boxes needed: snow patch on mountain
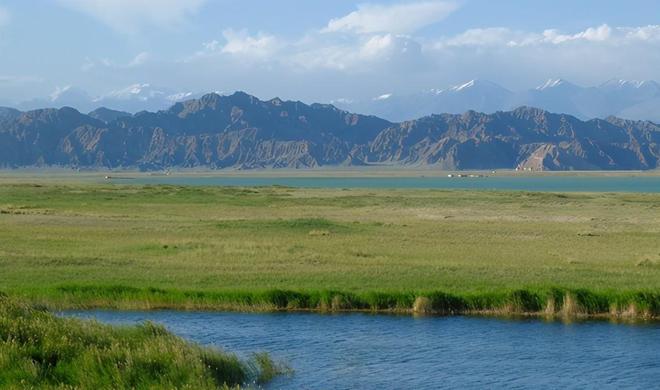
[536,79,567,90]
[450,80,476,92]
[374,93,393,101]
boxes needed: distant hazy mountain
[516,79,592,118]
[15,79,660,122]
[598,80,660,121]
[0,92,658,171]
[93,84,205,113]
[335,80,513,122]
[335,79,660,123]
[18,86,96,113]
[17,84,205,114]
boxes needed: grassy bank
[1,181,659,319]
[0,296,282,389]
[20,285,660,319]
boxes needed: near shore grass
[0,296,281,389]
[0,181,659,318]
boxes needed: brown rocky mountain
[0,92,658,170]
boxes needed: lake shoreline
[19,286,659,322]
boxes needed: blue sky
[0,0,659,103]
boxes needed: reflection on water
[65,311,660,390]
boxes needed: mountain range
[10,79,660,124]
[1,91,659,171]
[334,79,660,123]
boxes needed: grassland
[0,179,659,318]
[0,295,282,389]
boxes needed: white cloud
[540,24,612,44]
[188,30,281,62]
[58,0,206,33]
[436,24,660,48]
[619,25,660,42]
[288,33,423,71]
[220,29,280,58]
[323,1,458,34]
[439,27,518,47]
[0,6,10,27]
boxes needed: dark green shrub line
[0,297,284,389]
[25,285,660,319]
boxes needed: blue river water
[65,311,660,389]
[125,175,660,192]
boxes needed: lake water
[126,175,660,192]
[65,311,660,389]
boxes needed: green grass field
[0,181,659,317]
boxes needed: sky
[0,0,659,104]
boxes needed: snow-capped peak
[536,78,566,90]
[373,93,392,101]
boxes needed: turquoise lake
[125,175,660,192]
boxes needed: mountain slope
[0,107,22,122]
[0,92,658,170]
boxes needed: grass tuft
[0,297,283,389]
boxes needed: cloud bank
[437,24,660,48]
